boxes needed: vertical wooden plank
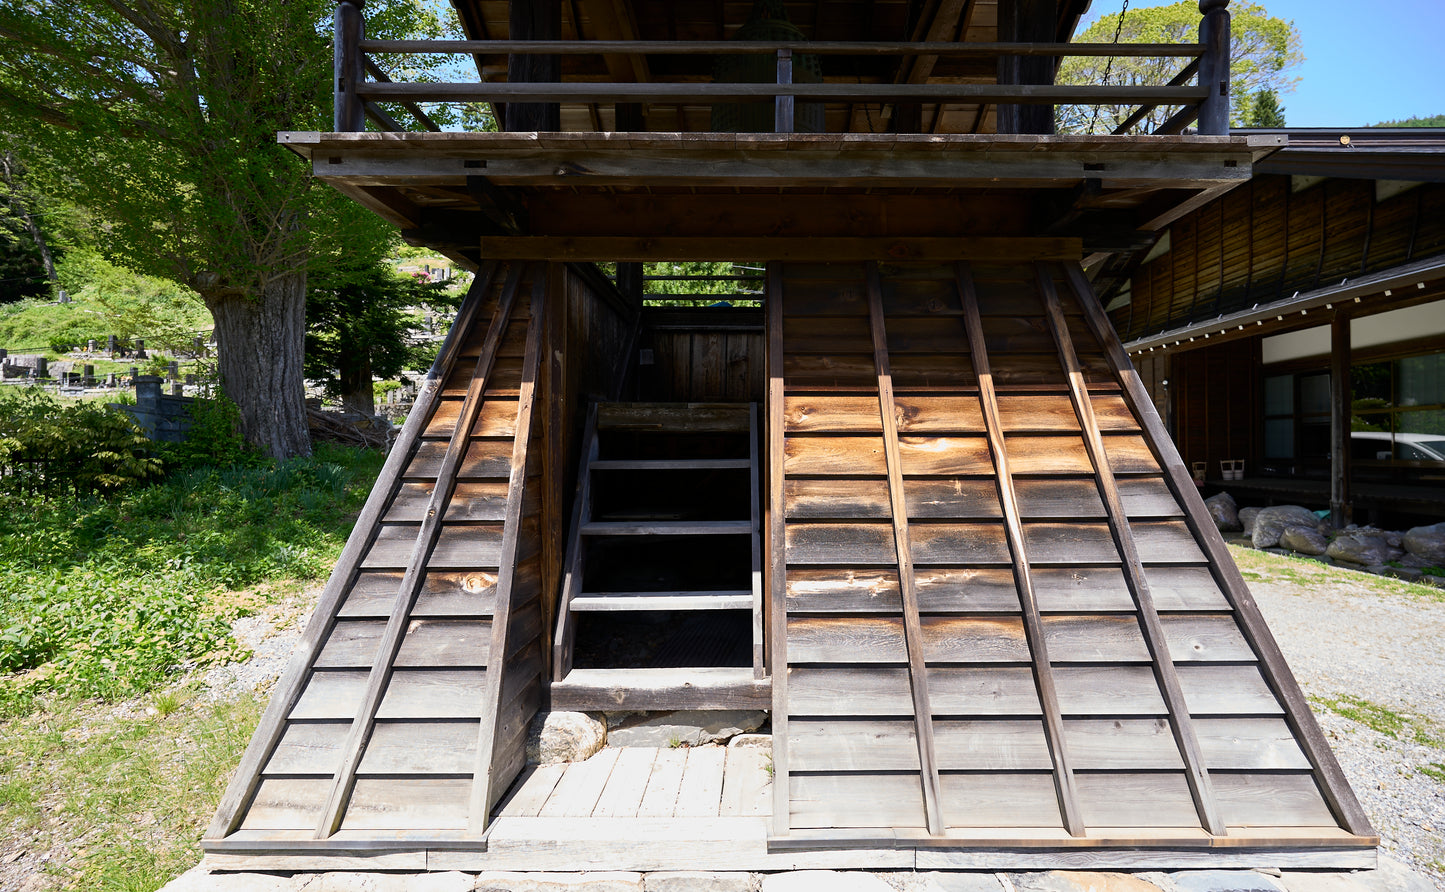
[472,265,549,832]
[1061,261,1375,839]
[750,402,766,679]
[552,405,600,680]
[767,263,791,837]
[1037,263,1225,837]
[312,264,525,840]
[865,261,944,837]
[1330,312,1352,528]
[205,262,501,841]
[956,261,1084,837]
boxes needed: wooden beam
[865,262,944,836]
[505,0,562,132]
[956,261,1084,837]
[551,405,598,680]
[766,263,790,838]
[995,0,1058,135]
[203,263,501,842]
[1330,311,1352,528]
[1063,262,1377,840]
[479,237,1082,262]
[471,266,548,831]
[311,263,526,840]
[1037,262,1226,837]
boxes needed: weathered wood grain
[1143,567,1232,611]
[785,478,891,520]
[638,747,689,818]
[539,749,622,818]
[1013,479,1106,519]
[496,764,567,818]
[404,439,516,480]
[1041,616,1151,663]
[1161,615,1254,662]
[721,746,773,818]
[782,395,883,432]
[592,747,658,818]
[313,621,386,669]
[423,397,520,439]
[1074,773,1202,828]
[358,720,478,775]
[933,720,1054,770]
[789,720,921,772]
[360,523,504,570]
[784,522,897,565]
[786,616,908,663]
[384,481,511,523]
[393,619,492,667]
[1176,665,1284,715]
[1052,666,1167,715]
[904,479,1004,519]
[675,746,729,818]
[1212,772,1337,827]
[938,772,1064,829]
[920,616,1031,663]
[1194,718,1311,770]
[1061,718,1186,770]
[1117,477,1184,517]
[789,666,1045,717]
[265,722,349,776]
[239,778,330,830]
[341,778,470,830]
[339,571,501,618]
[910,522,1012,564]
[789,773,927,830]
[783,436,887,476]
[898,436,995,476]
[1031,567,1135,612]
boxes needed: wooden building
[1106,128,1445,526]
[203,0,1379,872]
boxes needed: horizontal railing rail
[358,39,1203,58]
[332,0,1231,136]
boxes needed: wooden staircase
[765,259,1376,851]
[204,262,549,850]
[551,401,768,711]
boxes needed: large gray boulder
[607,710,767,747]
[1204,492,1240,531]
[526,711,607,765]
[1238,506,1261,537]
[1325,531,1396,566]
[1403,522,1445,565]
[1278,526,1328,556]
[1251,505,1321,549]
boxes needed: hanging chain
[1086,0,1130,135]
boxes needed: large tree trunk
[205,270,311,460]
[339,352,375,416]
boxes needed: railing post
[775,49,794,134]
[334,0,366,132]
[1197,0,1231,135]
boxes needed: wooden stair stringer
[202,260,548,850]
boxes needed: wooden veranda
[205,0,1377,871]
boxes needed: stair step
[570,591,754,612]
[589,459,752,471]
[551,667,769,711]
[581,520,753,536]
[596,402,752,433]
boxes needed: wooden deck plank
[593,747,658,818]
[721,747,773,817]
[675,746,728,818]
[496,764,567,818]
[539,748,622,818]
[638,747,690,818]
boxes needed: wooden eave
[281,131,1281,267]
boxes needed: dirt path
[1235,547,1445,881]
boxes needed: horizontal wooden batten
[480,238,1083,263]
[360,39,1204,58]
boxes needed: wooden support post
[506,0,562,132]
[333,0,366,132]
[1330,311,1352,528]
[995,0,1057,134]
[1196,0,1231,135]
[765,264,791,838]
[775,49,795,134]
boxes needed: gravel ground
[1235,546,1445,883]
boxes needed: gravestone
[106,373,117,387]
[135,338,148,360]
[87,339,97,353]
[107,335,118,356]
[129,366,140,382]
[168,360,179,380]
[83,364,95,386]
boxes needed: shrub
[0,387,161,495]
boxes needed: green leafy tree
[1057,1,1303,134]
[1242,89,1286,127]
[0,143,58,303]
[306,207,447,415]
[1372,114,1445,128]
[0,0,449,458]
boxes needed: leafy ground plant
[0,442,383,713]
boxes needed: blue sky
[1077,0,1445,127]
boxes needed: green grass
[1420,762,1445,784]
[0,443,384,713]
[1229,545,1445,603]
[0,692,261,891]
[1311,693,1445,749]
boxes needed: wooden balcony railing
[332,0,1231,137]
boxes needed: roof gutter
[1121,254,1445,354]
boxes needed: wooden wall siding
[1114,177,1445,341]
[768,258,1374,849]
[641,313,766,403]
[205,261,548,847]
[1167,337,1258,477]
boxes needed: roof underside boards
[205,262,549,849]
[448,0,1091,134]
[765,257,1377,849]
